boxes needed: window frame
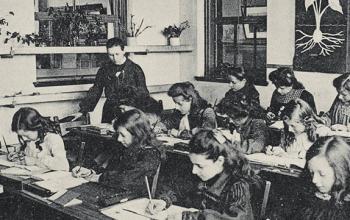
[202,0,267,86]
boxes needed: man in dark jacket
[78,37,149,123]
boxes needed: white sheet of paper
[34,175,88,193]
[156,135,190,146]
[246,153,306,168]
[0,155,19,167]
[100,198,197,220]
[32,170,72,181]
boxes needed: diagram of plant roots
[296,0,345,56]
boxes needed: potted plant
[162,20,190,46]
[124,14,152,46]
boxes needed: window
[203,0,267,85]
[34,0,127,86]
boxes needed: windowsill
[195,76,268,86]
[0,84,172,107]
[0,45,193,56]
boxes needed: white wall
[0,0,195,144]
[196,0,340,113]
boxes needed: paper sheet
[1,165,48,176]
[34,175,88,193]
[32,170,73,181]
[156,135,190,146]
[269,121,284,129]
[246,153,306,168]
[0,155,19,167]
[100,198,198,220]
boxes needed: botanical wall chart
[294,0,348,73]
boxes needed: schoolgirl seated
[267,67,316,121]
[163,82,217,139]
[9,107,69,171]
[117,86,167,134]
[216,95,268,154]
[72,109,162,191]
[322,73,350,131]
[289,136,350,219]
[223,66,266,119]
[147,129,261,220]
[266,99,329,159]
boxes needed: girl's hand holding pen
[146,199,166,215]
[72,166,92,178]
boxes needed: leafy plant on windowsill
[123,14,152,38]
[41,3,107,46]
[162,20,190,39]
[0,11,39,46]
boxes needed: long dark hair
[113,109,161,148]
[167,82,209,113]
[216,94,252,119]
[189,129,258,183]
[306,136,350,204]
[11,107,59,150]
[269,67,304,89]
[280,99,324,147]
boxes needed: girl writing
[10,107,69,171]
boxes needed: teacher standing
[79,37,149,123]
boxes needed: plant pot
[169,37,180,46]
[127,37,138,46]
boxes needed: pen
[145,176,152,202]
[2,136,10,154]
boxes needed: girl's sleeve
[36,134,69,171]
[187,181,252,220]
[321,97,338,126]
[300,90,317,114]
[201,107,217,129]
[99,148,161,189]
[241,120,267,154]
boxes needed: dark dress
[224,83,266,119]
[79,59,149,123]
[291,191,350,220]
[236,118,268,154]
[162,100,217,134]
[97,143,161,193]
[269,89,317,116]
[159,171,255,220]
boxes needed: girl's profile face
[173,95,192,115]
[17,129,38,141]
[117,126,133,147]
[228,75,246,92]
[189,153,224,181]
[276,85,293,95]
[337,88,350,103]
[308,156,335,194]
[283,112,306,135]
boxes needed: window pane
[222,0,241,17]
[36,53,107,83]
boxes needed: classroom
[0,0,349,219]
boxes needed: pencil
[2,136,9,154]
[144,176,152,202]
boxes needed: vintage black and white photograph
[0,0,349,219]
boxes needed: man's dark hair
[106,37,125,50]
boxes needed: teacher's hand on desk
[146,199,167,215]
[331,124,348,132]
